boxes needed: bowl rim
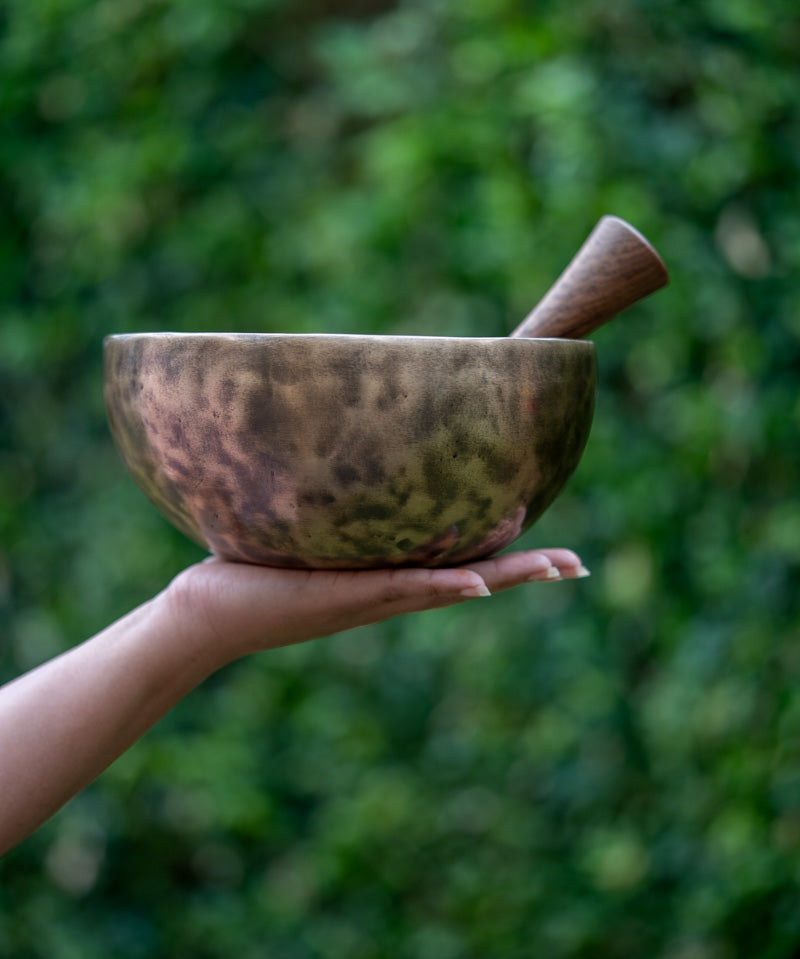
[103,331,596,348]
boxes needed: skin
[0,547,587,857]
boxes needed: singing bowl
[103,332,596,569]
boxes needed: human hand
[0,547,587,854]
[165,548,590,663]
[0,546,588,854]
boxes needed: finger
[462,550,556,590]
[532,547,586,572]
[283,566,489,638]
[346,546,591,623]
[464,549,590,591]
[326,566,490,613]
[534,548,591,580]
[336,548,586,627]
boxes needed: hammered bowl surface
[103,333,596,569]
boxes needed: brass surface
[104,333,596,568]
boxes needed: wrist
[156,568,246,675]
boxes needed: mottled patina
[103,333,596,568]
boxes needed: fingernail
[574,565,591,578]
[529,565,562,582]
[460,584,492,598]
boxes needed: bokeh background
[2,0,799,956]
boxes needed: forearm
[0,588,228,856]
[0,548,586,855]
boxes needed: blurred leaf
[2,0,800,956]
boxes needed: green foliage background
[1,0,799,955]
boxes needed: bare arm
[0,548,587,855]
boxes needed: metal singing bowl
[103,217,668,569]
